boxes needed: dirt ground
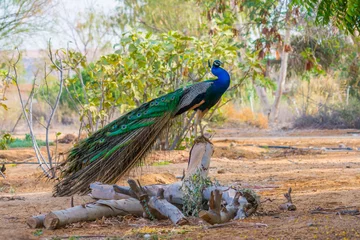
[1,129,360,240]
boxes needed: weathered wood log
[127,179,166,220]
[90,182,131,200]
[279,187,296,211]
[220,192,240,222]
[27,214,46,229]
[185,136,213,179]
[148,188,188,225]
[199,189,223,224]
[93,182,253,209]
[43,198,143,230]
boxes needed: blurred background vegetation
[0,0,359,149]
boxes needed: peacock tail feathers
[54,89,184,196]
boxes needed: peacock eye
[137,113,141,117]
[171,96,175,100]
[121,125,127,129]
[150,102,154,106]
[112,125,117,130]
[161,97,165,101]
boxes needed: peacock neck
[212,67,230,90]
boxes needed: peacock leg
[196,110,206,137]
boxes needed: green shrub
[7,136,54,149]
[0,133,15,150]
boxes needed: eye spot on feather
[155,101,159,105]
[121,125,127,129]
[143,111,148,114]
[137,113,141,117]
[161,97,165,101]
[99,139,105,143]
[171,96,175,100]
[111,125,117,130]
[150,102,154,106]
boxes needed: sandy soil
[1,129,360,239]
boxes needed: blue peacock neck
[211,66,230,90]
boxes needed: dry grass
[223,104,268,129]
[292,74,345,115]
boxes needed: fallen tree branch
[148,188,188,225]
[199,189,223,224]
[27,214,46,229]
[310,206,360,216]
[90,183,132,200]
[43,198,143,230]
[279,187,296,211]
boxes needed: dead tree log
[90,183,131,200]
[199,190,243,224]
[39,137,260,230]
[43,198,143,230]
[148,189,188,225]
[185,136,213,179]
[27,214,46,229]
[220,192,241,222]
[199,189,223,224]
[279,187,296,211]
[127,179,187,225]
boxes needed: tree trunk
[255,86,271,117]
[270,12,291,123]
[185,136,213,179]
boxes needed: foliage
[61,30,242,138]
[113,0,206,36]
[0,0,53,46]
[8,136,53,149]
[224,106,269,129]
[0,67,10,111]
[289,36,344,74]
[293,0,360,34]
[59,5,115,61]
[0,133,14,150]
[182,170,216,217]
[32,229,43,237]
[293,99,360,129]
[151,160,171,166]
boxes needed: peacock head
[209,59,226,77]
[208,59,223,69]
[212,60,222,68]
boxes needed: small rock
[346,165,351,168]
[144,234,151,239]
[217,169,226,174]
[230,142,237,147]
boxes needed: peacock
[54,59,230,196]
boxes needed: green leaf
[0,102,8,111]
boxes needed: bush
[293,101,360,129]
[0,133,15,150]
[7,135,54,148]
[223,105,268,129]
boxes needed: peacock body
[54,60,230,196]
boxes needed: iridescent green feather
[54,88,184,196]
